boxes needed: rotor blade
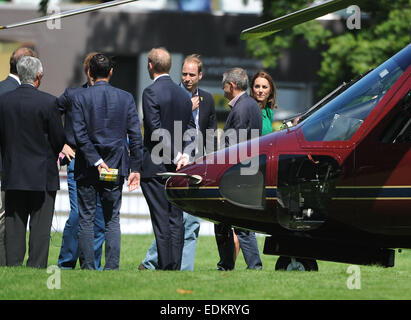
[240,0,362,40]
[0,0,138,30]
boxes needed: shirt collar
[21,83,36,88]
[179,83,198,98]
[228,91,246,108]
[153,74,169,82]
[94,80,109,86]
[8,74,20,85]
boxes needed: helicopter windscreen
[302,45,411,142]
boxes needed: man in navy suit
[72,53,143,270]
[140,47,193,270]
[216,67,263,271]
[0,47,36,96]
[140,54,217,271]
[0,56,65,268]
[0,47,37,266]
[57,52,105,270]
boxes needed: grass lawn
[1,233,411,300]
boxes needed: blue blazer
[72,81,143,181]
[57,83,88,149]
[141,75,193,178]
[223,92,262,148]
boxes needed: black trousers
[141,177,183,270]
[5,190,56,268]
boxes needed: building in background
[0,0,340,124]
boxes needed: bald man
[140,47,193,270]
[0,47,37,266]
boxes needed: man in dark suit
[57,52,105,270]
[0,56,65,268]
[72,53,143,270]
[0,47,36,96]
[0,47,37,266]
[140,54,217,271]
[140,47,193,270]
[216,67,263,271]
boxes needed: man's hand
[191,95,200,111]
[61,144,75,162]
[97,162,110,175]
[128,172,141,192]
[292,116,301,126]
[176,155,190,171]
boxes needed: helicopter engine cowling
[276,154,342,231]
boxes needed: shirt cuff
[173,152,189,165]
[94,159,103,167]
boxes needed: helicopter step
[264,234,395,268]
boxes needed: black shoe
[138,263,147,270]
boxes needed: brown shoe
[138,263,147,270]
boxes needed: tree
[247,0,411,96]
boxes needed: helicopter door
[354,88,411,233]
[276,154,341,231]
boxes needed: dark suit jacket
[223,92,262,148]
[198,88,217,154]
[57,83,88,149]
[0,84,65,191]
[0,75,19,97]
[141,75,193,178]
[0,75,20,172]
[72,81,143,182]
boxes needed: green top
[261,106,274,135]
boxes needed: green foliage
[248,0,316,68]
[248,0,411,97]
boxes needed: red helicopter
[163,1,411,271]
[2,0,409,271]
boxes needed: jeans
[142,212,200,271]
[77,178,123,270]
[215,223,262,270]
[58,159,105,270]
[234,228,262,270]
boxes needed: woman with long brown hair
[250,70,277,135]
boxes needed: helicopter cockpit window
[219,155,266,210]
[302,46,411,142]
[380,89,411,143]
